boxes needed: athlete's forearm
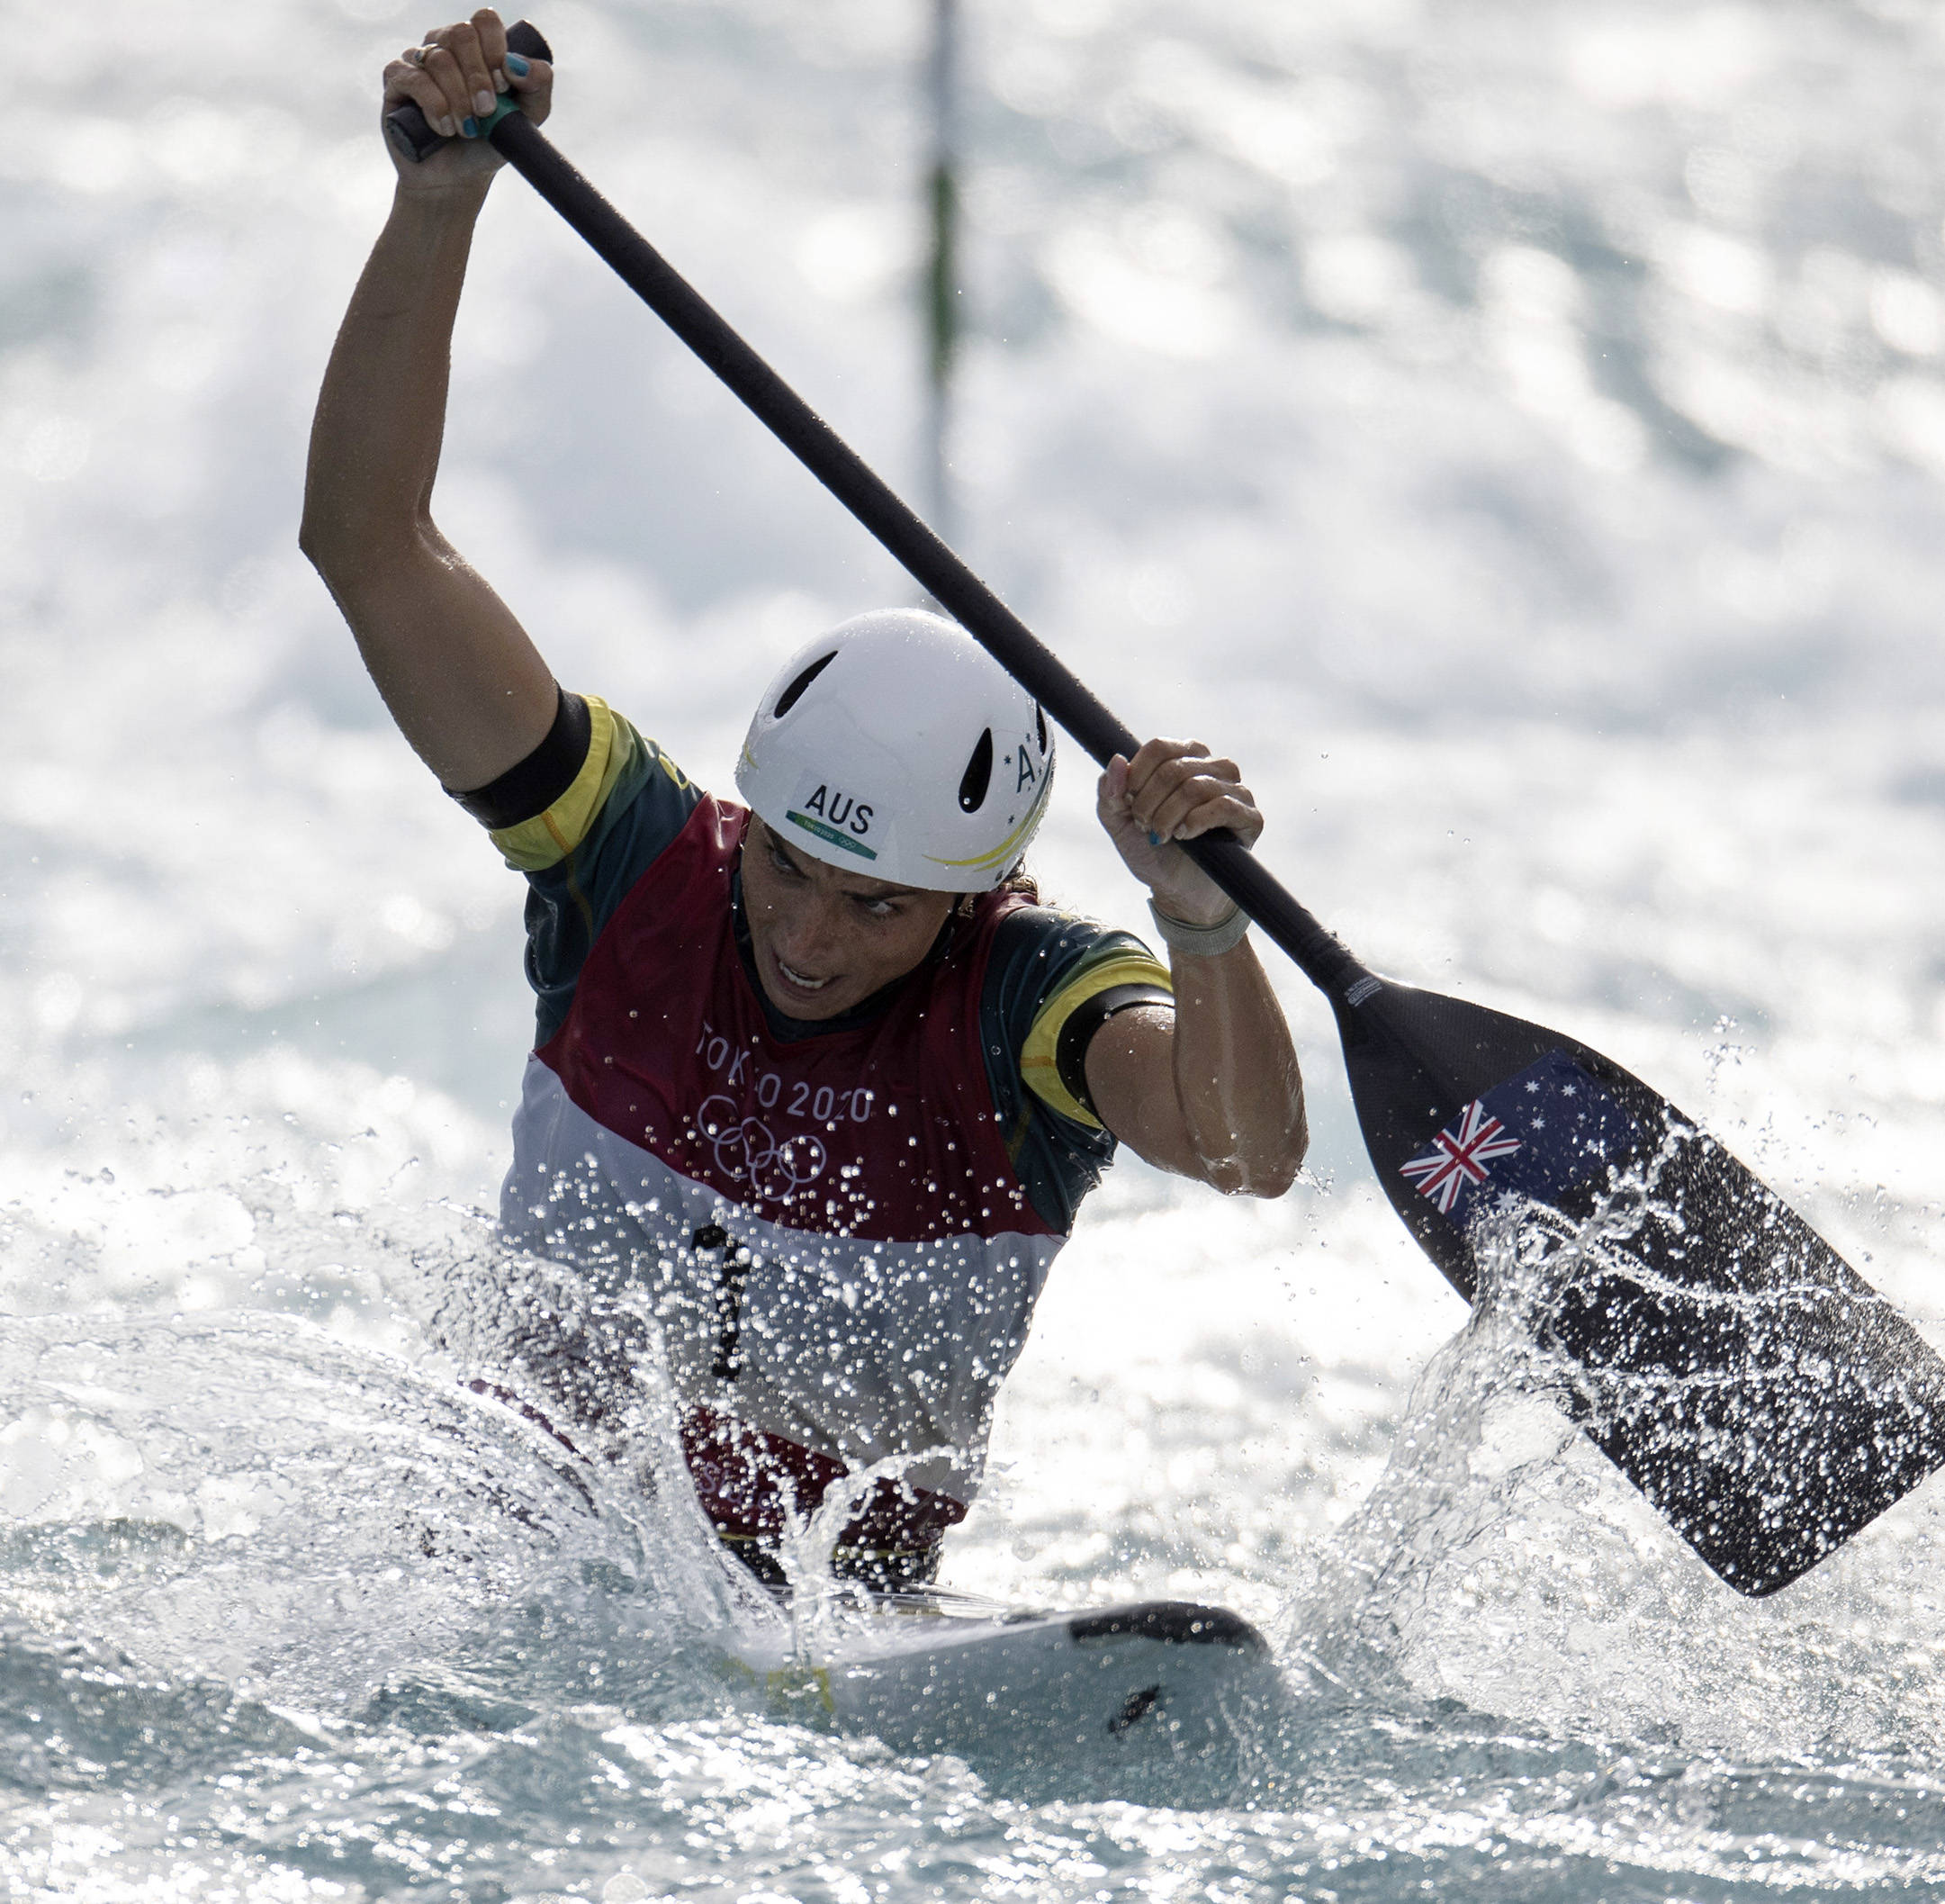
[302,186,484,574]
[1087,738,1305,1191]
[1166,940,1308,1196]
[300,185,555,790]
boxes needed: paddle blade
[1332,979,1945,1596]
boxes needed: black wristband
[446,686,592,829]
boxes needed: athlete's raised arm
[300,9,559,794]
[1085,741,1309,1197]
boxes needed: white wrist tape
[1147,898,1250,957]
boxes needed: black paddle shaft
[504,122,1363,1006]
[385,36,1945,1595]
[388,32,1366,1003]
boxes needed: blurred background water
[5,0,1945,1895]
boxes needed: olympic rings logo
[697,1095,828,1196]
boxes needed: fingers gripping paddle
[389,32,1945,1595]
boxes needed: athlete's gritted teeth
[772,951,833,996]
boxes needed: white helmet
[735,609,1056,893]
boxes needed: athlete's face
[741,819,959,1020]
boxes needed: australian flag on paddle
[1400,1050,1640,1228]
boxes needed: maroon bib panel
[505,794,1065,1555]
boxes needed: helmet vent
[773,651,837,719]
[1035,704,1048,753]
[958,728,995,812]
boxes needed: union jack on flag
[1400,1099,1523,1215]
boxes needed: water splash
[773,1442,958,1641]
[0,1314,646,1694]
[1288,1176,1945,1770]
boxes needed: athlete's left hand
[1097,738,1263,927]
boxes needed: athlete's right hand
[383,8,552,191]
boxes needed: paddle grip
[384,20,552,164]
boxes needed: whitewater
[5,0,1945,1895]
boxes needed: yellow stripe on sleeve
[488,696,651,871]
[1020,949,1173,1129]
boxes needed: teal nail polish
[1147,830,1162,847]
[462,115,479,137]
[504,50,530,76]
